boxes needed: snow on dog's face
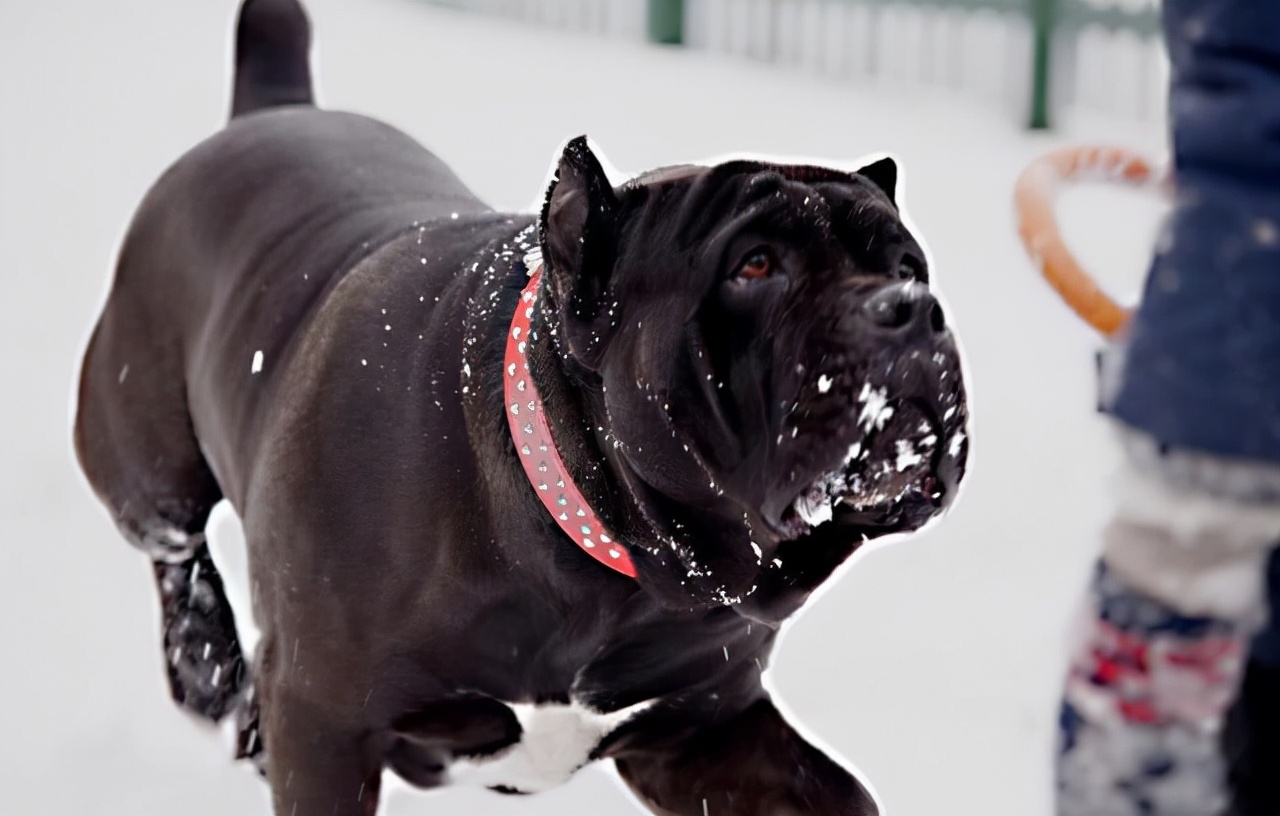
[539,137,968,606]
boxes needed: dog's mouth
[773,394,965,541]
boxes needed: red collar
[503,265,638,579]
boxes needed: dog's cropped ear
[856,156,897,203]
[539,136,620,368]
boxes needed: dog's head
[537,137,968,609]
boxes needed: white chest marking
[448,698,654,793]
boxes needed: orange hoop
[1014,145,1163,339]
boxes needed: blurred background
[0,0,1168,814]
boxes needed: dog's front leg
[259,671,384,816]
[613,698,877,816]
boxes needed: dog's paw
[154,554,246,722]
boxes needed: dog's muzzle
[774,280,968,538]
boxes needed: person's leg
[1056,434,1280,816]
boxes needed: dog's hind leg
[75,288,247,725]
[153,547,248,722]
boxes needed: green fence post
[648,0,683,45]
[1028,0,1057,129]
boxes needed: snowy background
[0,1,1168,814]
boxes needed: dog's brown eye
[897,255,924,280]
[737,250,774,281]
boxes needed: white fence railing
[425,0,650,40]
[423,0,1167,128]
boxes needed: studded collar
[503,265,638,579]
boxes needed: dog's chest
[448,698,652,792]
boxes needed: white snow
[856,382,894,433]
[894,439,923,472]
[0,1,1167,815]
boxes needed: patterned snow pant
[1056,490,1280,815]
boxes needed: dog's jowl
[73,1,968,814]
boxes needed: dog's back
[77,0,490,512]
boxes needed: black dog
[74,1,968,813]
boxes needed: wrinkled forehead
[620,159,905,267]
[629,160,892,218]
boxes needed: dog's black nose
[859,282,946,335]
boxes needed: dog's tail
[230,0,314,119]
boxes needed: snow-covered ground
[0,1,1168,814]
